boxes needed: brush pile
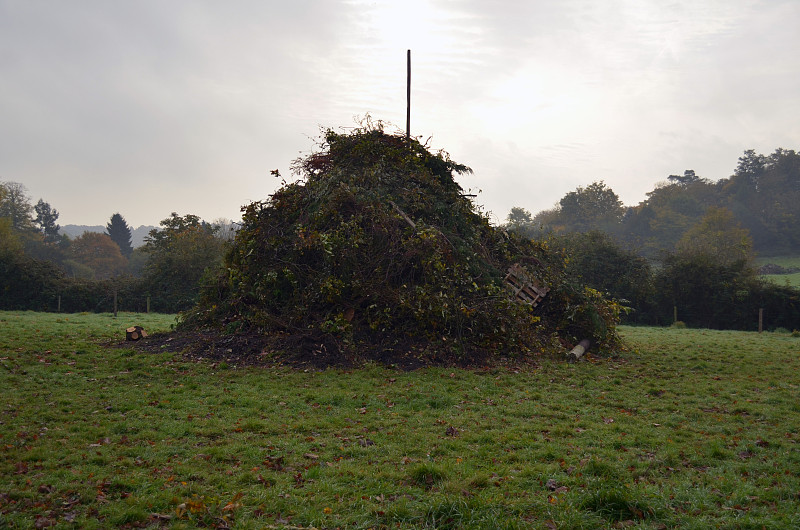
[180,122,622,365]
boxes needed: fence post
[113,289,118,318]
[146,295,151,314]
[57,295,61,313]
[758,308,763,333]
[673,306,678,324]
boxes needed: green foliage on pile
[182,123,622,359]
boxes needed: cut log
[566,339,591,362]
[126,326,148,341]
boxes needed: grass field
[2,311,800,528]
[756,255,800,288]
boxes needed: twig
[389,200,416,229]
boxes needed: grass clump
[578,484,656,523]
[410,463,448,489]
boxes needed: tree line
[0,181,234,313]
[503,148,800,330]
[3,146,798,330]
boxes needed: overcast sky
[1,0,798,227]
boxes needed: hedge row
[0,252,178,313]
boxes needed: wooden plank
[504,263,549,307]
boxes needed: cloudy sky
[1,0,798,227]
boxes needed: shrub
[0,251,149,312]
[555,231,655,324]
[0,251,62,310]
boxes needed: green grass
[2,312,800,528]
[764,272,800,288]
[756,255,800,287]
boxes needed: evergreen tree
[34,199,61,242]
[105,213,133,257]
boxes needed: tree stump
[126,326,148,341]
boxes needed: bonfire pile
[180,123,622,364]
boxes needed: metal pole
[406,49,411,142]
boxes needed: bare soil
[121,328,540,371]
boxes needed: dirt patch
[119,329,541,371]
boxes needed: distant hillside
[60,225,156,248]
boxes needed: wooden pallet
[504,263,549,307]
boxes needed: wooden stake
[758,308,763,333]
[57,295,61,313]
[113,289,118,317]
[406,49,411,143]
[389,200,416,229]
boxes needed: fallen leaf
[263,455,284,470]
[34,516,56,528]
[222,501,241,512]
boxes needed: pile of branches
[181,122,622,364]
